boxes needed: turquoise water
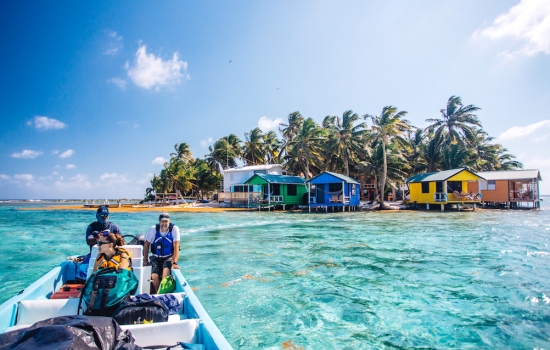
[1,201,550,349]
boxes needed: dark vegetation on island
[145,96,521,210]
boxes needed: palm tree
[193,159,221,200]
[366,106,410,209]
[205,134,242,171]
[286,118,326,179]
[426,96,481,169]
[243,127,265,165]
[263,131,282,164]
[323,111,367,176]
[170,142,194,166]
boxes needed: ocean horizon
[2,201,549,349]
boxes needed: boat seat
[15,298,80,326]
[121,319,199,346]
[10,292,187,331]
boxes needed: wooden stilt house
[469,169,542,209]
[244,173,307,210]
[307,172,361,212]
[406,168,484,211]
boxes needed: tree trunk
[379,139,387,210]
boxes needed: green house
[244,173,308,210]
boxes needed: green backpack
[158,275,176,294]
[79,267,139,316]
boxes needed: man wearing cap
[144,212,180,293]
[85,206,122,248]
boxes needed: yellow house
[406,168,485,210]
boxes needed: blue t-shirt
[85,221,122,242]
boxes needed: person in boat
[144,213,180,293]
[93,231,132,271]
[85,206,122,248]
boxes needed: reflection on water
[1,202,550,348]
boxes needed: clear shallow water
[1,201,550,349]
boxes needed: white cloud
[137,173,154,185]
[53,165,60,169]
[52,150,59,155]
[105,30,123,55]
[125,43,189,90]
[152,157,167,165]
[97,173,130,188]
[54,174,92,190]
[108,77,127,90]
[66,164,77,169]
[0,174,11,180]
[52,171,58,175]
[497,120,550,140]
[11,149,43,159]
[14,174,34,181]
[524,156,550,168]
[59,149,74,158]
[475,0,550,57]
[26,116,67,130]
[133,123,139,128]
[258,116,283,132]
[200,137,213,147]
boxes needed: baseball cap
[159,213,170,221]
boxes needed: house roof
[223,164,283,173]
[308,171,360,184]
[245,173,306,184]
[476,169,542,181]
[406,168,484,183]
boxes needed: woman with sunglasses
[93,231,132,271]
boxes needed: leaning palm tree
[366,106,410,210]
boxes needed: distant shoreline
[19,204,248,213]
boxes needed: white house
[222,164,285,191]
[219,164,285,202]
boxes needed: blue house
[307,171,361,212]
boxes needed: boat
[0,243,233,349]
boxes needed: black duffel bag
[111,298,169,325]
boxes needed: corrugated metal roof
[246,173,306,184]
[477,169,542,181]
[309,171,360,184]
[223,164,283,173]
[406,168,484,183]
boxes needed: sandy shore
[21,203,248,213]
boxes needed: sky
[1,0,549,199]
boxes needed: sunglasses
[97,241,112,246]
[100,214,109,218]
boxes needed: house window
[488,180,496,191]
[435,181,443,193]
[447,181,462,193]
[287,184,297,196]
[271,184,280,195]
[422,182,429,193]
[254,170,266,174]
[479,181,487,190]
[329,183,342,192]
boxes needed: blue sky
[1,0,549,199]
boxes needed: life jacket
[95,248,132,271]
[152,223,174,258]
